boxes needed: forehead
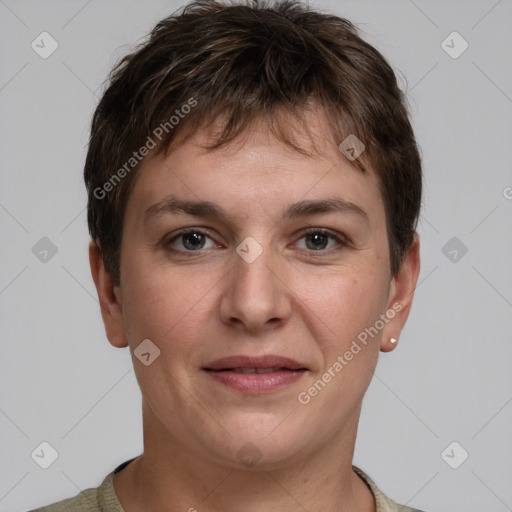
[125,110,384,227]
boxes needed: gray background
[1,0,511,510]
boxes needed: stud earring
[390,337,398,344]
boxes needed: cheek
[293,267,389,348]
[292,272,385,429]
[120,257,218,348]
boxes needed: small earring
[390,337,398,344]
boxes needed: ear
[380,234,420,353]
[89,240,128,348]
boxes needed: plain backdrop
[1,1,511,511]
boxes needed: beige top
[29,459,426,512]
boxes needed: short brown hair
[84,0,422,286]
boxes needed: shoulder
[352,465,428,512]
[27,471,123,512]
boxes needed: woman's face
[101,111,418,470]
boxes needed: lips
[203,355,308,394]
[203,355,308,372]
[229,367,294,374]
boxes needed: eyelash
[164,227,349,256]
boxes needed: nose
[219,244,292,334]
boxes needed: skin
[90,109,420,512]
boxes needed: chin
[207,424,312,471]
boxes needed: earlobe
[380,336,399,353]
[380,234,421,353]
[89,241,129,348]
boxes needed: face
[92,110,419,471]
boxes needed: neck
[113,406,375,512]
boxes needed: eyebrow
[143,195,370,226]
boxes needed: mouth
[203,355,308,394]
[210,367,306,374]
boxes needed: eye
[164,227,347,254]
[166,228,219,251]
[294,229,347,252]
